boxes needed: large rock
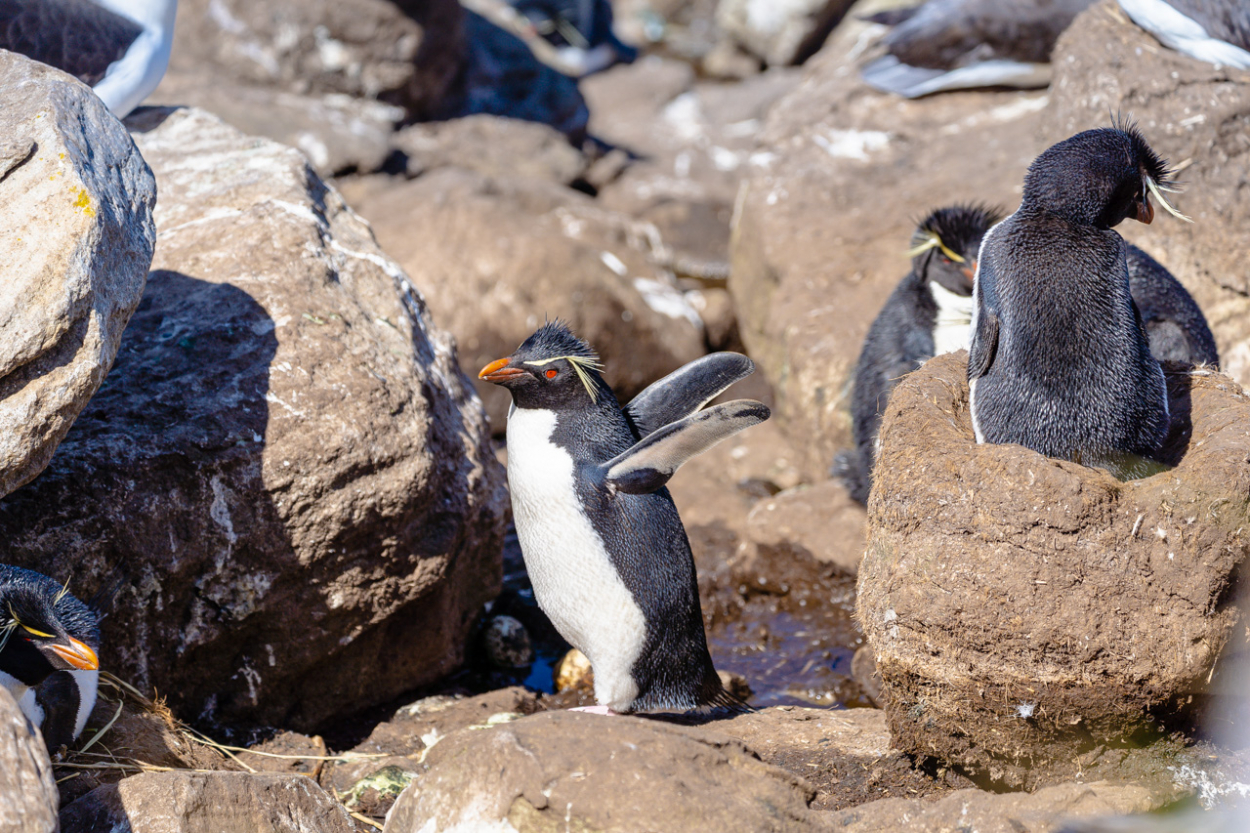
[728,16,1051,471]
[1047,0,1250,390]
[0,108,508,731]
[0,53,155,499]
[858,351,1250,786]
[742,480,866,576]
[828,781,1158,833]
[382,710,830,832]
[350,166,706,430]
[167,0,464,114]
[716,0,855,66]
[0,687,57,833]
[58,771,356,833]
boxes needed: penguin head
[1022,121,1190,229]
[479,321,611,411]
[907,204,1004,295]
[0,568,100,688]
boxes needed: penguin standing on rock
[0,564,101,746]
[838,204,1002,504]
[969,122,1188,475]
[480,322,769,714]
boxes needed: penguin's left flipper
[624,353,756,438]
[604,400,771,495]
[968,311,999,381]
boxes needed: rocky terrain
[1,0,1248,831]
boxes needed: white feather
[89,0,179,118]
[929,280,976,355]
[506,407,647,712]
[1117,0,1250,69]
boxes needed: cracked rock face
[0,107,508,732]
[859,351,1250,787]
[0,52,156,499]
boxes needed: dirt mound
[858,351,1250,787]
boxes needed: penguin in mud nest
[836,203,1003,505]
[1116,0,1250,69]
[969,120,1190,477]
[837,202,1218,503]
[480,321,769,714]
[0,564,101,748]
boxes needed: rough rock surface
[383,710,829,832]
[827,781,1158,833]
[859,351,1250,786]
[167,0,464,114]
[1048,0,1250,390]
[728,15,1051,467]
[743,481,866,575]
[350,166,705,430]
[391,114,588,184]
[0,53,156,499]
[0,108,508,731]
[716,0,855,66]
[0,687,58,833]
[59,771,356,833]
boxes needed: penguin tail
[699,671,755,715]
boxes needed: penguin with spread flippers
[0,565,101,745]
[837,204,1002,504]
[480,322,768,714]
[1117,0,1250,69]
[968,121,1188,475]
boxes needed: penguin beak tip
[52,637,99,671]
[1135,197,1154,225]
[479,357,526,383]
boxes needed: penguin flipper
[623,353,756,438]
[968,310,999,381]
[605,400,771,494]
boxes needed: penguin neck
[928,280,975,355]
[0,669,30,702]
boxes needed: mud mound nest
[858,351,1250,787]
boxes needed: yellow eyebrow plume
[524,355,605,401]
[1146,176,1192,223]
[906,232,965,263]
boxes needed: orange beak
[479,357,526,383]
[961,260,977,281]
[52,637,99,671]
[1135,195,1154,225]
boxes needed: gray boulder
[0,52,155,499]
[0,687,57,833]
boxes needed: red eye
[545,369,558,379]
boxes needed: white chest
[505,407,647,710]
[929,280,975,356]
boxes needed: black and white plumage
[968,123,1186,474]
[1117,0,1250,68]
[480,322,768,713]
[0,564,101,749]
[860,0,1094,98]
[0,0,177,118]
[837,200,1217,503]
[838,204,1002,504]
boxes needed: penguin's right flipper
[623,353,756,438]
[968,310,999,381]
[604,400,771,495]
[862,55,1052,98]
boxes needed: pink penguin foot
[569,705,618,716]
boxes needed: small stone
[554,648,594,693]
[482,615,534,669]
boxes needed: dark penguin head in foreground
[908,203,1004,295]
[1021,120,1190,228]
[479,321,613,412]
[0,565,100,690]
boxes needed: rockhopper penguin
[0,564,101,747]
[839,202,1217,503]
[480,322,769,714]
[968,122,1189,475]
[838,204,1002,504]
